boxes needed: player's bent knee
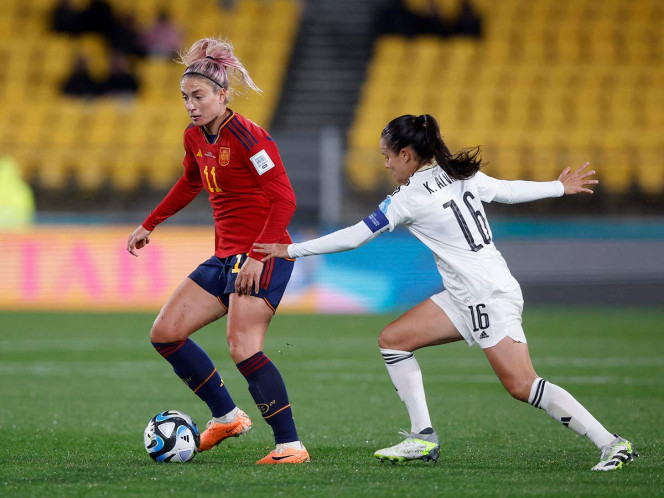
[227,342,259,364]
[227,334,262,363]
[149,319,186,343]
[502,377,532,402]
[378,325,404,350]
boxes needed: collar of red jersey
[200,109,236,144]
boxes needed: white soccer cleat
[591,435,638,471]
[374,428,440,463]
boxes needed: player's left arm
[477,162,598,204]
[557,162,599,195]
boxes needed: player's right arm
[127,225,152,257]
[254,192,413,261]
[253,221,378,262]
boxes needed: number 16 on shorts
[465,294,525,348]
[468,303,491,343]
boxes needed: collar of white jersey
[415,160,438,174]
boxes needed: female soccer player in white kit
[255,114,637,471]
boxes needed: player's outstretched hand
[127,225,152,257]
[253,243,289,262]
[558,162,599,195]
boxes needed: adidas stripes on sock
[380,348,432,434]
[529,377,615,449]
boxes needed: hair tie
[205,55,215,60]
[182,70,224,89]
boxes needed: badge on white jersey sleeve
[362,194,410,233]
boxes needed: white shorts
[430,288,526,349]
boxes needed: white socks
[379,351,616,449]
[213,406,239,424]
[380,348,432,434]
[279,441,305,450]
[529,377,615,449]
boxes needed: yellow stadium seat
[492,147,523,180]
[524,147,559,182]
[38,148,72,190]
[345,148,386,192]
[600,150,632,194]
[635,153,664,195]
[48,102,85,146]
[145,148,183,190]
[374,36,408,59]
[109,152,143,191]
[72,150,107,192]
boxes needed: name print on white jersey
[421,170,456,194]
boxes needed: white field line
[297,356,664,369]
[0,338,145,352]
[2,362,660,387]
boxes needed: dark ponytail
[381,114,482,180]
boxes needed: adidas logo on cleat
[591,435,639,471]
[479,331,489,339]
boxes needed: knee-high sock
[152,339,236,418]
[381,348,432,434]
[237,351,298,444]
[529,377,615,449]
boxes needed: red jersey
[142,110,296,261]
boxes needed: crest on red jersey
[219,147,231,166]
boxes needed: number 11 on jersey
[203,166,223,193]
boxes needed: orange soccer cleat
[198,409,252,452]
[255,442,310,464]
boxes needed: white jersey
[289,164,563,306]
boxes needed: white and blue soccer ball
[144,410,200,463]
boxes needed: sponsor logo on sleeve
[379,196,392,214]
[249,149,275,175]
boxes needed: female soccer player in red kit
[126,37,309,464]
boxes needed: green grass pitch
[1,308,662,497]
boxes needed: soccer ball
[144,410,200,463]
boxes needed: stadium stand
[347,0,663,195]
[0,0,300,193]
